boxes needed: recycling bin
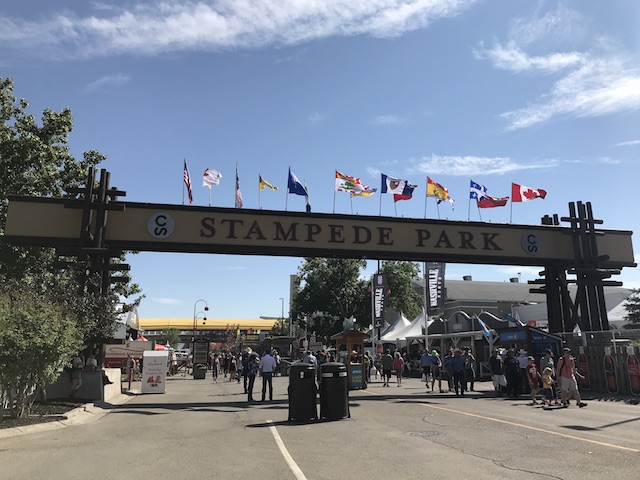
[288,362,318,422]
[193,365,207,379]
[319,362,350,420]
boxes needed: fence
[558,330,640,396]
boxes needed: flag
[511,182,547,202]
[469,180,488,200]
[381,174,408,194]
[478,195,509,208]
[259,175,278,191]
[427,177,455,208]
[287,168,308,196]
[203,168,222,188]
[476,316,492,337]
[183,160,193,204]
[304,180,311,212]
[393,183,417,202]
[335,170,364,193]
[235,165,243,208]
[351,185,377,197]
[501,310,526,327]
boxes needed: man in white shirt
[303,351,317,366]
[259,350,278,402]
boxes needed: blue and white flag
[381,174,408,194]
[287,168,308,196]
[476,316,492,337]
[501,310,526,327]
[470,179,488,200]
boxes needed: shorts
[383,369,392,378]
[430,366,441,377]
[492,374,507,388]
[560,376,578,392]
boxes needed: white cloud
[154,297,181,305]
[408,155,556,176]
[0,0,479,59]
[369,114,406,126]
[615,140,640,147]
[477,5,640,130]
[83,73,130,92]
[307,112,327,124]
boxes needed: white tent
[382,312,433,343]
[608,300,632,329]
[380,313,411,339]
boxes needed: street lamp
[193,299,209,348]
[279,297,285,335]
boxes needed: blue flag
[470,179,488,200]
[288,168,308,196]
[476,316,492,337]
[501,310,525,327]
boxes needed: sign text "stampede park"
[5,197,635,268]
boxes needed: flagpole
[333,171,337,214]
[477,203,483,222]
[394,201,397,217]
[285,168,290,211]
[422,262,428,351]
[467,194,471,221]
[424,195,428,219]
[208,187,211,207]
[350,195,353,215]
[379,175,383,216]
[182,160,185,206]
[436,202,441,220]
[509,196,513,223]
[258,174,261,209]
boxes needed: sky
[1,0,639,321]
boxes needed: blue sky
[2,0,639,320]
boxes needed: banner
[373,274,388,324]
[426,262,445,317]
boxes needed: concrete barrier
[44,368,122,402]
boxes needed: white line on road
[267,420,308,480]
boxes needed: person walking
[259,350,278,402]
[557,348,587,407]
[451,349,466,396]
[525,356,541,404]
[463,347,476,391]
[517,348,530,394]
[247,352,259,402]
[443,348,455,392]
[381,349,393,387]
[504,349,521,398]
[241,348,252,392]
[429,350,444,393]
[420,349,434,388]
[488,349,506,397]
[392,352,405,387]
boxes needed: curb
[0,392,136,439]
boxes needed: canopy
[382,312,433,342]
[380,314,411,339]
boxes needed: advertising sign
[104,341,153,368]
[426,262,445,317]
[141,351,169,394]
[373,274,388,324]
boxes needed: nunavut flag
[511,183,547,202]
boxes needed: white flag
[203,168,222,188]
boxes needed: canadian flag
[511,183,547,202]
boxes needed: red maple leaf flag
[511,183,547,202]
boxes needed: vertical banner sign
[373,274,388,325]
[426,262,446,317]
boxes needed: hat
[563,347,571,353]
[545,349,553,355]
[454,348,462,353]
[431,349,438,355]
[528,356,535,360]
[518,348,527,355]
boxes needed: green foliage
[0,77,142,342]
[623,288,640,328]
[378,260,422,320]
[291,258,421,337]
[163,328,181,348]
[0,287,82,418]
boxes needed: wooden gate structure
[4,168,636,335]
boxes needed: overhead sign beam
[4,196,635,268]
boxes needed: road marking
[267,420,308,480]
[363,390,639,453]
[420,402,640,453]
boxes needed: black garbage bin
[319,362,350,420]
[288,362,318,422]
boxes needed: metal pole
[370,274,375,357]
[422,262,429,351]
[279,297,284,334]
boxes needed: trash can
[288,362,318,422]
[193,365,207,379]
[319,362,350,420]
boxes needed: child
[541,366,557,405]
[525,356,541,404]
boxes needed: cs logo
[147,213,175,239]
[521,233,541,255]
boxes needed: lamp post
[279,297,285,335]
[193,299,209,349]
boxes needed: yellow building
[139,318,279,332]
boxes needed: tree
[0,286,82,418]
[0,77,141,342]
[378,260,423,320]
[163,328,181,348]
[624,289,640,329]
[292,258,367,337]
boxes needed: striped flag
[183,160,193,204]
[476,316,492,337]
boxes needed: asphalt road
[1,373,638,480]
